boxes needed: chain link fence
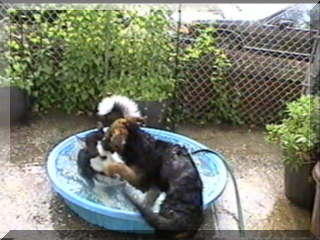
[176,4,319,124]
[1,4,318,125]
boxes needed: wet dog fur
[77,121,154,195]
[76,128,105,187]
[102,117,204,238]
[77,96,144,188]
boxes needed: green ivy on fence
[6,8,242,125]
[7,8,175,114]
[176,27,243,125]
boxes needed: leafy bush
[102,10,175,101]
[7,8,174,113]
[266,95,320,170]
[177,27,242,124]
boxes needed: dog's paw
[90,157,105,172]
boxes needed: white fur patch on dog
[97,141,108,157]
[97,95,141,117]
[112,152,124,163]
[97,140,125,163]
[90,152,115,172]
[90,156,106,172]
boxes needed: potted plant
[266,95,320,210]
[0,77,30,125]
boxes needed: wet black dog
[103,117,204,239]
[76,127,107,187]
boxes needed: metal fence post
[305,4,320,95]
[169,4,182,130]
[309,4,320,238]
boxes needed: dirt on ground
[0,112,312,238]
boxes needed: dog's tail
[97,95,141,118]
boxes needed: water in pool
[56,137,220,212]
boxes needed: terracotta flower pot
[284,162,316,211]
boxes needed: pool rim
[46,127,228,221]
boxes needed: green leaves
[102,9,174,101]
[177,27,242,125]
[266,95,320,170]
[6,8,174,113]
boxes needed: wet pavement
[178,124,311,231]
[1,113,312,238]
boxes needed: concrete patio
[0,112,312,238]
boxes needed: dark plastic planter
[137,100,171,129]
[311,161,320,238]
[284,162,316,211]
[0,86,30,124]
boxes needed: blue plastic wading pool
[47,128,228,233]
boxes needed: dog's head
[76,122,110,157]
[103,117,146,153]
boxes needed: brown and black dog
[77,121,148,191]
[101,117,204,239]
